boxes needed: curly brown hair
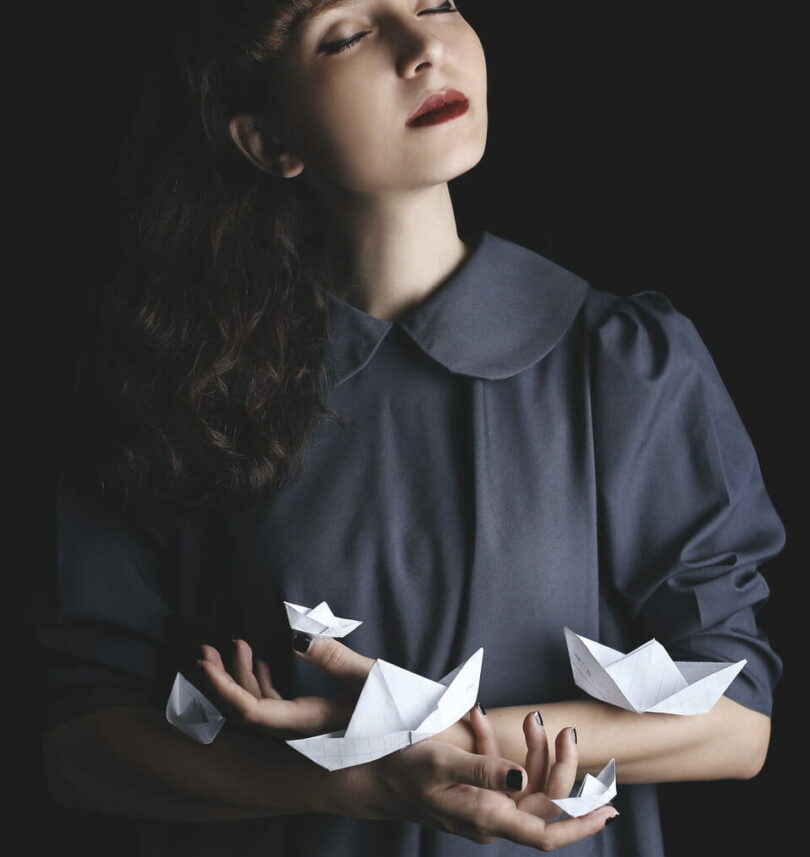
[62,1,355,518]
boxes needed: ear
[228,113,305,179]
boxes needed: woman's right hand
[341,707,619,851]
[196,635,376,740]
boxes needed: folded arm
[441,695,770,783]
[43,705,357,821]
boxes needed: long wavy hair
[62,1,353,518]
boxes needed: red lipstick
[406,89,469,127]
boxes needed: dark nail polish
[534,709,544,727]
[292,631,312,653]
[477,701,487,716]
[570,727,577,744]
[505,769,524,791]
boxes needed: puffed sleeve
[590,290,785,717]
[33,473,177,730]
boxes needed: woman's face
[273,0,488,194]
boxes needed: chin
[434,140,487,183]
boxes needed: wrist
[337,757,392,821]
[322,764,367,817]
[253,737,365,817]
[321,715,479,820]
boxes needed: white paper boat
[165,672,226,744]
[284,600,363,638]
[564,626,746,715]
[287,648,484,770]
[551,758,617,817]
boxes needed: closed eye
[319,2,460,56]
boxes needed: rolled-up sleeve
[590,290,785,717]
[33,474,176,730]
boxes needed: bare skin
[467,695,770,783]
[350,704,620,847]
[200,635,771,783]
[42,688,617,850]
[43,632,764,846]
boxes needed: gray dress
[36,229,785,855]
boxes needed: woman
[38,1,784,855]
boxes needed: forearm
[443,696,769,783]
[43,705,358,822]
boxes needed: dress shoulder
[584,287,786,717]
[587,287,716,380]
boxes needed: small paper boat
[165,672,226,744]
[551,758,617,817]
[284,600,363,638]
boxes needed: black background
[23,1,800,853]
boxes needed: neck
[310,183,472,323]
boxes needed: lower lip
[408,99,469,128]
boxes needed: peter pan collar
[323,229,590,386]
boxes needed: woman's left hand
[465,704,618,826]
[196,633,376,741]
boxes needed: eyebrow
[305,0,367,25]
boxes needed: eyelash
[320,1,459,56]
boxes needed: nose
[394,20,447,78]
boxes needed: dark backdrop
[27,2,799,854]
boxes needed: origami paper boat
[550,758,617,818]
[284,600,363,638]
[564,626,746,715]
[165,672,226,744]
[287,647,484,771]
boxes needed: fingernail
[569,726,577,744]
[477,701,487,716]
[505,769,524,791]
[292,631,312,653]
[534,709,544,727]
[605,810,620,824]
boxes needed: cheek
[461,34,487,95]
[296,83,400,187]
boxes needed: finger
[291,633,376,691]
[522,710,550,795]
[198,661,351,737]
[230,639,262,698]
[200,643,263,699]
[469,703,501,760]
[199,644,226,670]
[197,656,265,721]
[514,788,575,821]
[485,801,619,851]
[436,741,527,794]
[200,644,252,693]
[255,658,283,699]
[545,726,579,800]
[198,657,347,734]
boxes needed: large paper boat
[165,672,226,744]
[284,600,363,638]
[287,647,484,770]
[564,626,746,715]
